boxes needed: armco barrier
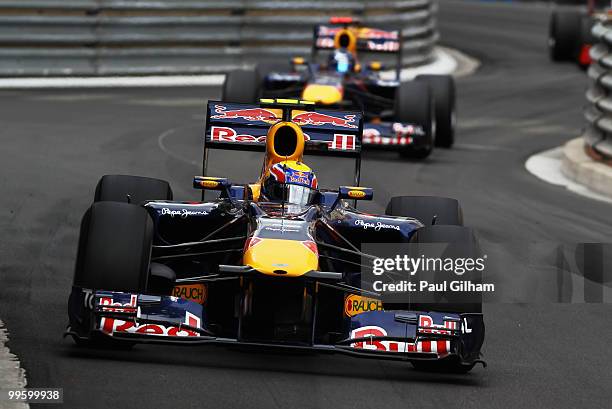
[586,16,612,160]
[0,0,438,76]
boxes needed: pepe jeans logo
[354,219,400,231]
[161,208,209,218]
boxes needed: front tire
[94,174,173,204]
[71,201,154,348]
[74,202,153,294]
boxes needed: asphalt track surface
[1,1,611,408]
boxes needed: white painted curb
[0,321,28,409]
[525,139,612,204]
[561,137,612,199]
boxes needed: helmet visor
[267,183,318,206]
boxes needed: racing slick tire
[549,9,581,61]
[71,201,154,348]
[223,69,258,103]
[415,75,456,148]
[94,174,173,205]
[394,81,434,160]
[74,202,153,293]
[385,196,463,226]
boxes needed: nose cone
[301,84,343,105]
[243,239,319,277]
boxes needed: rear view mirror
[193,176,231,191]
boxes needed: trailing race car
[66,99,484,373]
[548,0,607,68]
[223,17,456,159]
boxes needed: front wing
[67,287,484,366]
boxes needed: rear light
[330,16,354,24]
[301,240,318,256]
[579,44,592,67]
[244,237,262,251]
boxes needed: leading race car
[223,17,456,159]
[66,99,484,373]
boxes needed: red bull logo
[211,126,311,145]
[210,105,280,123]
[292,112,358,129]
[359,28,399,40]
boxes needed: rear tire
[94,174,172,205]
[394,81,434,159]
[223,69,258,103]
[385,196,463,226]
[415,75,456,148]
[549,10,581,61]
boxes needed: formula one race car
[548,0,607,68]
[66,99,484,373]
[223,17,456,159]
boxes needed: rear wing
[202,99,363,186]
[312,18,402,78]
[313,24,401,54]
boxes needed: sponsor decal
[354,219,400,231]
[287,171,310,186]
[366,40,399,52]
[363,127,381,144]
[347,190,366,199]
[316,37,335,48]
[172,284,207,305]
[211,126,311,145]
[392,122,415,135]
[344,294,383,317]
[292,112,358,129]
[360,29,399,40]
[350,323,451,355]
[329,134,356,150]
[199,180,220,189]
[318,26,341,36]
[210,105,280,123]
[99,294,138,313]
[161,207,209,218]
[100,311,201,338]
[210,126,267,144]
[418,315,456,336]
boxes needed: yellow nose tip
[301,84,343,105]
[243,239,319,277]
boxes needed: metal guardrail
[0,0,438,76]
[586,17,612,160]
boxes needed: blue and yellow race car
[66,99,484,373]
[223,17,456,159]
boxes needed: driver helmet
[262,160,319,205]
[328,49,355,74]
